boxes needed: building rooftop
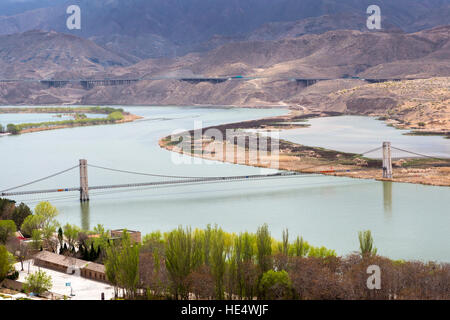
[83,262,105,273]
[33,251,88,269]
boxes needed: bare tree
[7,238,30,271]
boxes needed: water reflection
[383,181,392,217]
[80,201,90,231]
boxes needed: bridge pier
[382,142,393,179]
[79,159,89,202]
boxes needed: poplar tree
[210,226,226,299]
[117,231,140,299]
[256,224,272,274]
[165,226,194,299]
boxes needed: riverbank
[159,110,450,187]
[18,113,142,134]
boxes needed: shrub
[0,220,16,244]
[23,270,52,295]
[259,270,292,299]
[6,124,20,134]
[358,230,377,257]
[107,111,124,121]
[0,245,15,281]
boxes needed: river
[0,106,449,262]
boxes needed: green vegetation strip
[0,106,124,115]
[0,107,125,134]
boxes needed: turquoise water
[0,107,448,262]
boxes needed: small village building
[34,251,87,274]
[80,262,107,283]
[32,251,107,283]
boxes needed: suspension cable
[359,146,382,156]
[391,147,450,161]
[87,163,264,179]
[0,165,79,193]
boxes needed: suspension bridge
[1,142,448,202]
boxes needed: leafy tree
[308,246,337,258]
[107,111,124,121]
[42,224,59,252]
[0,198,16,221]
[6,123,20,134]
[117,231,140,299]
[358,230,377,257]
[259,270,292,300]
[105,230,140,299]
[209,226,226,299]
[93,224,106,235]
[140,231,169,299]
[21,215,43,238]
[91,224,110,262]
[165,226,196,300]
[63,224,80,251]
[203,225,212,266]
[291,236,309,257]
[0,123,3,133]
[0,245,16,281]
[256,224,272,275]
[13,203,32,230]
[105,240,121,298]
[34,201,59,228]
[0,220,16,244]
[31,229,42,250]
[0,200,32,231]
[280,229,289,256]
[20,201,59,238]
[23,270,52,295]
[234,232,257,300]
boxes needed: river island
[160,109,450,187]
[0,106,143,135]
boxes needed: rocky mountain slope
[0,30,133,80]
[0,25,448,117]
[1,0,449,59]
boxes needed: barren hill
[0,26,449,111]
[183,27,450,79]
[1,0,449,59]
[0,30,132,80]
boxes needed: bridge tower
[79,159,89,202]
[382,142,393,179]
